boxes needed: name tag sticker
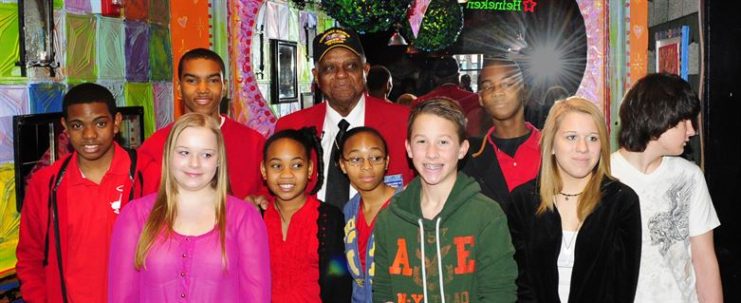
[384,174,404,188]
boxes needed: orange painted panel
[629,0,648,86]
[169,0,212,118]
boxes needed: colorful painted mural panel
[124,82,155,138]
[149,24,173,81]
[124,0,150,21]
[153,81,174,129]
[98,80,126,106]
[150,0,171,26]
[66,13,97,81]
[0,4,20,79]
[170,0,211,118]
[0,86,29,163]
[229,0,276,137]
[125,20,150,82]
[97,16,126,80]
[65,0,91,14]
[29,82,66,114]
[575,0,608,111]
[0,163,20,276]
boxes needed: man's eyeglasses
[342,155,386,167]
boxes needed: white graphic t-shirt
[611,152,720,302]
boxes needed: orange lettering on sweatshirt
[454,236,475,274]
[390,238,413,276]
[396,293,424,303]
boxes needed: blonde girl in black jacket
[507,97,642,302]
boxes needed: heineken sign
[464,0,537,12]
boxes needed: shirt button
[180,272,186,277]
[513,162,517,167]
[182,253,187,258]
[180,293,186,298]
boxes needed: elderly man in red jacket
[275,27,414,210]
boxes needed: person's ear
[458,139,470,159]
[308,160,314,177]
[60,116,68,133]
[405,140,413,159]
[339,158,347,174]
[384,155,390,171]
[113,112,123,135]
[175,80,183,101]
[363,63,370,79]
[260,161,267,180]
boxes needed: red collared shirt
[17,143,136,303]
[486,123,541,192]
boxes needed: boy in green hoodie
[373,98,517,303]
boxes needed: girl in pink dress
[108,113,270,302]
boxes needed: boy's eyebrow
[67,114,111,123]
[182,72,222,79]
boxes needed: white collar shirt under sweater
[610,152,720,303]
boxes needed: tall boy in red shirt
[137,48,268,203]
[16,83,142,302]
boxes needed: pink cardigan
[108,194,270,302]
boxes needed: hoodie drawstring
[417,218,446,303]
[417,219,429,303]
[435,217,446,303]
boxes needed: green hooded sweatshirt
[373,173,517,303]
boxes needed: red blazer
[275,95,415,192]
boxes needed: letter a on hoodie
[390,238,413,276]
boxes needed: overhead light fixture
[388,24,407,46]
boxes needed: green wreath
[403,0,464,52]
[321,0,413,34]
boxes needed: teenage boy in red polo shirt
[17,83,142,303]
[463,58,541,211]
[137,48,268,203]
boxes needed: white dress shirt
[317,96,366,202]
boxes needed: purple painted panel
[125,20,150,82]
[65,0,92,14]
[0,85,30,163]
[152,81,173,129]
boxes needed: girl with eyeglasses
[338,127,401,303]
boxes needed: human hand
[245,194,269,211]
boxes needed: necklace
[553,196,583,250]
[559,191,582,201]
